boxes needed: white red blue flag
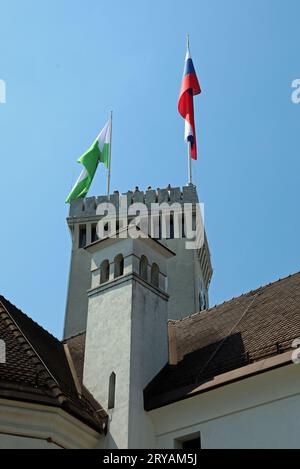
[178,47,201,160]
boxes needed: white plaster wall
[128,280,168,448]
[83,237,171,449]
[164,238,204,320]
[84,274,170,449]
[83,280,133,449]
[0,434,60,449]
[0,399,101,449]
[150,363,300,449]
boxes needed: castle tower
[63,184,213,339]
[82,228,174,448]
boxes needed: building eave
[145,350,294,411]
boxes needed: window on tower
[151,263,159,288]
[199,288,207,311]
[78,225,86,248]
[91,223,98,243]
[114,254,124,278]
[169,213,174,238]
[139,255,148,281]
[108,372,116,410]
[182,213,186,238]
[100,259,110,284]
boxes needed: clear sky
[1,0,300,338]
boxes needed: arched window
[199,289,206,311]
[114,254,124,278]
[139,255,148,281]
[151,263,159,288]
[100,259,110,284]
[91,223,98,243]
[108,372,116,409]
[79,224,87,248]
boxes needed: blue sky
[0,0,300,338]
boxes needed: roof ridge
[62,330,86,342]
[0,298,100,409]
[0,295,60,343]
[0,295,65,397]
[0,296,107,433]
[171,270,300,324]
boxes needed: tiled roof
[144,272,300,410]
[64,332,86,384]
[0,296,107,433]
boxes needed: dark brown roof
[64,331,86,384]
[144,272,300,410]
[0,296,107,433]
[62,332,105,414]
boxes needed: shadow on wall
[144,332,247,408]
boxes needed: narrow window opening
[175,432,201,449]
[182,213,186,238]
[158,215,162,239]
[151,263,159,288]
[169,213,174,238]
[91,223,98,243]
[79,225,86,248]
[192,213,196,232]
[100,259,110,284]
[108,372,116,409]
[182,436,201,449]
[199,284,206,311]
[114,254,124,278]
[139,255,148,281]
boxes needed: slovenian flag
[178,46,201,160]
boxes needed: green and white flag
[66,119,111,203]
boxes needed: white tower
[64,185,213,339]
[82,228,175,448]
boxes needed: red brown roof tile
[144,272,300,410]
[0,296,107,433]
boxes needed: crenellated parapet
[69,184,199,218]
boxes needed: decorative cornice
[87,271,169,301]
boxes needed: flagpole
[186,34,192,185]
[186,33,190,53]
[188,142,192,185]
[107,110,113,197]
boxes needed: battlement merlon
[68,185,199,219]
